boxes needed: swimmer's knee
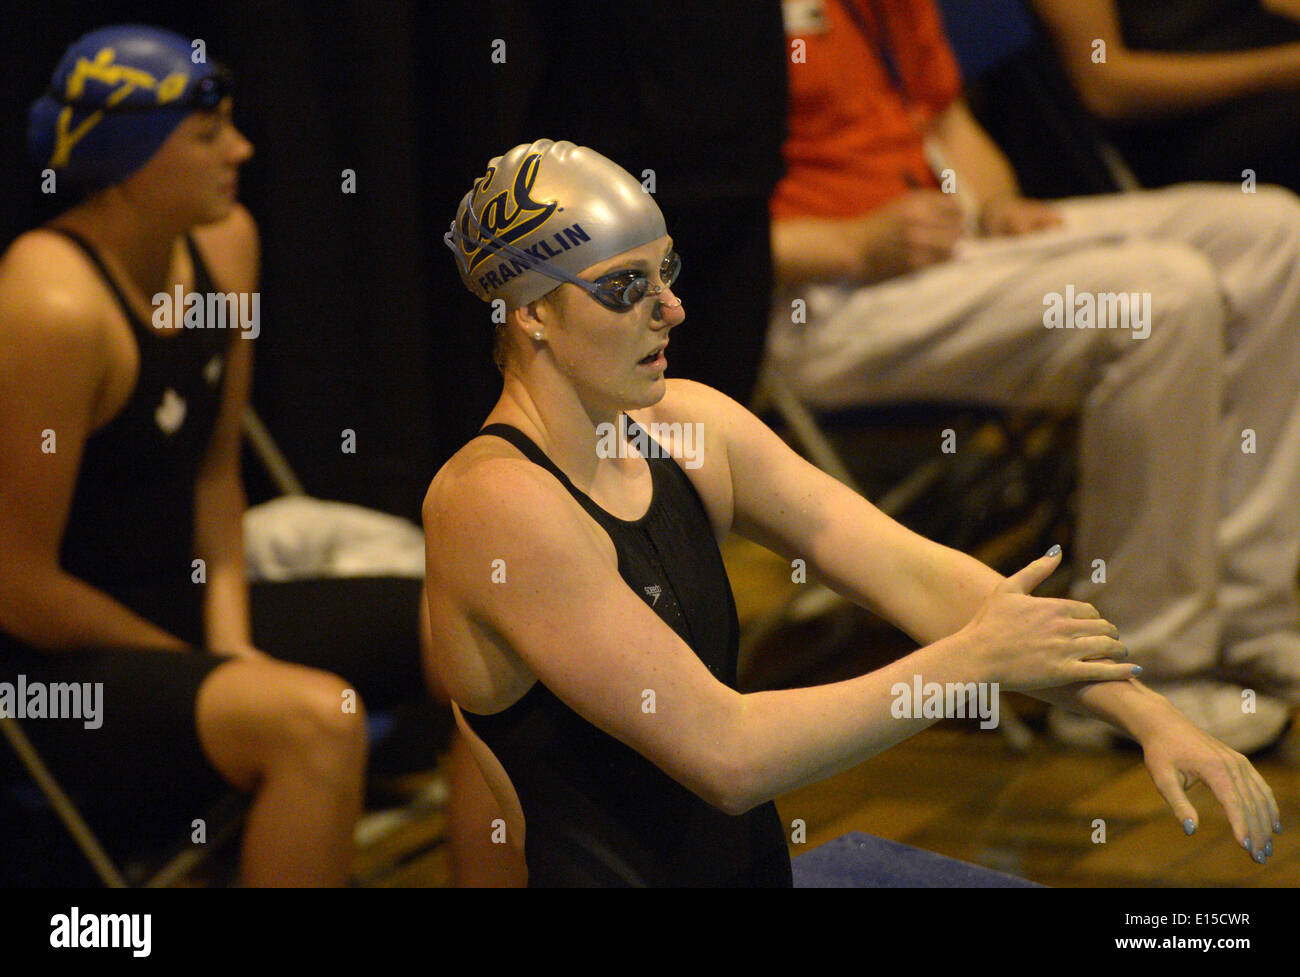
[273,671,368,761]
[198,661,367,772]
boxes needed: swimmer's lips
[638,342,668,368]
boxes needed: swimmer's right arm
[0,238,189,652]
[426,460,1129,816]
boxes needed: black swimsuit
[55,228,233,644]
[0,229,429,870]
[0,228,238,856]
[461,421,793,887]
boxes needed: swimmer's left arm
[696,381,1005,647]
[1032,679,1282,857]
[700,383,1280,857]
[194,206,261,659]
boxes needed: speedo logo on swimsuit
[596,421,705,470]
[50,46,189,167]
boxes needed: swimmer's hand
[1133,700,1282,865]
[960,548,1135,692]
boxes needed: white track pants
[766,184,1300,696]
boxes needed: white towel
[243,496,424,581]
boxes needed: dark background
[3,0,787,521]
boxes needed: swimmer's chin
[635,375,670,408]
[194,196,242,226]
[603,382,667,418]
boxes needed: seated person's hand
[858,189,966,281]
[979,193,1064,237]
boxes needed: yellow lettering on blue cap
[51,47,192,168]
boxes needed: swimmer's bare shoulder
[0,232,116,588]
[422,435,617,712]
[0,229,124,431]
[422,431,747,811]
[1,229,116,344]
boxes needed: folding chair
[0,713,248,887]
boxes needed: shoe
[1046,707,1126,751]
[1048,679,1290,756]
[1151,679,1290,755]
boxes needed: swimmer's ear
[514,292,560,329]
[507,301,555,352]
[511,300,543,331]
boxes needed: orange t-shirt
[771,0,964,220]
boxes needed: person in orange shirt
[766,0,1300,753]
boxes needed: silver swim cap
[446,139,667,309]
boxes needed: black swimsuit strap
[476,423,576,488]
[45,226,139,326]
[45,226,217,334]
[477,420,661,527]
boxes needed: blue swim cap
[28,25,229,189]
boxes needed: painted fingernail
[1243,837,1252,851]
[1265,841,1273,857]
[1182,819,1195,835]
[1275,821,1283,834]
[1046,544,1061,557]
[1131,665,1143,676]
[1254,850,1266,865]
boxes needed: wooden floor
[353,533,1300,888]
[775,715,1300,888]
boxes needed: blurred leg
[1059,185,1300,697]
[767,233,1226,676]
[196,659,367,886]
[419,594,526,887]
